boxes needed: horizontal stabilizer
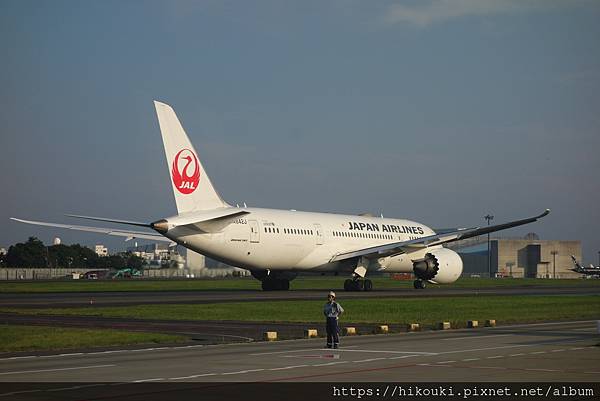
[66,214,152,228]
[162,209,251,233]
[10,218,171,243]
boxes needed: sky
[1,0,599,264]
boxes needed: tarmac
[3,285,600,308]
[0,320,598,386]
[1,283,599,399]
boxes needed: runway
[0,320,598,393]
[3,285,600,308]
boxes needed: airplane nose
[151,219,169,233]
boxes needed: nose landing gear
[413,279,427,289]
[344,278,373,292]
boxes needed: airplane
[570,255,600,278]
[11,101,551,291]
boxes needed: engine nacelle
[412,248,463,284]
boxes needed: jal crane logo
[171,149,200,194]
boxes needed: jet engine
[412,248,463,284]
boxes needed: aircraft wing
[330,209,550,262]
[10,218,171,243]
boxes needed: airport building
[448,234,582,278]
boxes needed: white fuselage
[162,207,438,274]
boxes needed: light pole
[551,250,558,279]
[484,214,494,277]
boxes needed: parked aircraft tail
[154,101,228,213]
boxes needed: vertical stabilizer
[154,101,228,213]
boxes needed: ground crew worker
[324,291,344,348]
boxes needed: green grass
[0,325,187,353]
[1,276,598,293]
[3,295,599,329]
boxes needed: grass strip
[3,295,599,328]
[1,277,598,293]
[0,324,187,353]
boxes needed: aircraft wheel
[354,280,364,291]
[280,279,290,291]
[364,279,373,292]
[344,279,353,291]
[413,280,426,289]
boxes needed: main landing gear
[413,279,427,289]
[344,278,373,292]
[261,278,290,291]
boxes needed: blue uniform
[323,301,344,348]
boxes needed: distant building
[127,243,185,269]
[447,234,582,278]
[53,237,61,245]
[0,247,6,256]
[188,248,249,277]
[126,243,249,277]
[94,245,108,257]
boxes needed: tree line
[0,237,143,270]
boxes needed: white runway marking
[169,373,217,380]
[47,384,104,392]
[442,334,512,341]
[0,356,36,361]
[250,348,354,356]
[388,355,418,360]
[313,361,348,367]
[525,368,558,372]
[0,389,42,397]
[268,364,309,371]
[496,320,595,329]
[0,344,207,362]
[330,349,435,355]
[353,358,387,363]
[437,344,534,355]
[0,364,115,376]
[133,378,164,382]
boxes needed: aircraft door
[249,220,260,243]
[314,223,323,245]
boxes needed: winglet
[536,209,550,219]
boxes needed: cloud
[383,0,560,27]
